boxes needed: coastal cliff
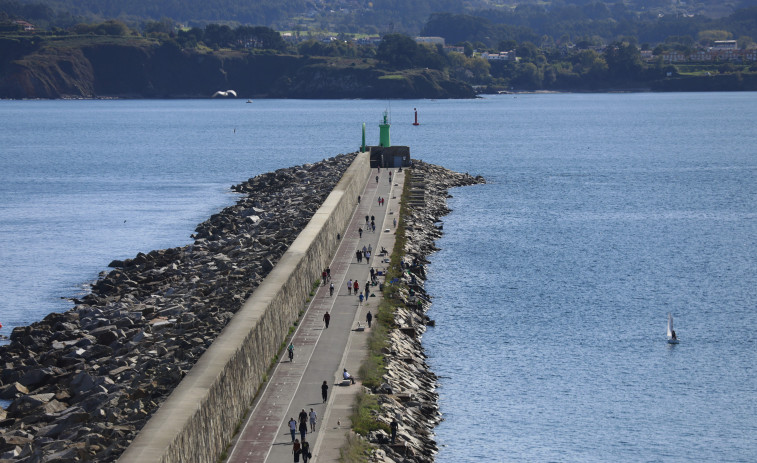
[0,38,476,99]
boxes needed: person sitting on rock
[343,368,355,384]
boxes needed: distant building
[13,20,35,32]
[661,48,757,63]
[712,40,737,50]
[444,45,465,54]
[480,51,516,61]
[414,36,445,46]
[355,36,382,46]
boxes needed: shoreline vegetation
[2,26,757,99]
[3,1,757,98]
[342,161,485,462]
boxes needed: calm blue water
[1,95,756,461]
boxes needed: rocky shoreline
[0,153,355,462]
[365,161,485,462]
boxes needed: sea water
[1,95,755,461]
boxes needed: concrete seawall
[119,152,371,463]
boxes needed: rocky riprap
[363,161,485,462]
[0,153,355,462]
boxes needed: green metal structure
[379,110,391,147]
[361,122,366,152]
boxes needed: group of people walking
[289,408,318,462]
[284,167,398,462]
[355,247,371,264]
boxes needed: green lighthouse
[379,110,391,147]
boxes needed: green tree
[235,26,286,50]
[516,41,538,60]
[203,24,234,49]
[511,61,541,89]
[144,18,174,36]
[376,33,418,69]
[603,41,643,82]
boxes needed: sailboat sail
[667,313,674,339]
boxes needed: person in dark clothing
[366,311,373,328]
[299,409,308,426]
[323,311,330,328]
[299,420,307,442]
[321,381,328,402]
[292,439,301,462]
[390,419,398,444]
[329,284,334,297]
[301,441,311,463]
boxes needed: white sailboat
[667,313,679,344]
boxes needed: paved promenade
[226,166,403,463]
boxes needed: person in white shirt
[343,368,355,384]
[309,408,317,432]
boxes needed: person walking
[299,419,308,442]
[353,280,359,294]
[309,408,317,432]
[358,293,364,305]
[365,284,369,300]
[365,251,370,264]
[299,409,308,426]
[292,439,301,463]
[301,441,311,463]
[390,419,398,444]
[365,215,369,226]
[368,243,372,254]
[323,311,330,328]
[358,227,363,238]
[329,283,334,297]
[357,195,361,204]
[347,279,352,295]
[288,342,294,362]
[321,270,327,284]
[355,250,361,263]
[393,217,397,228]
[288,418,297,442]
[326,267,331,280]
[376,175,379,183]
[321,381,328,403]
[366,310,373,328]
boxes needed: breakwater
[361,161,485,461]
[0,152,368,462]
